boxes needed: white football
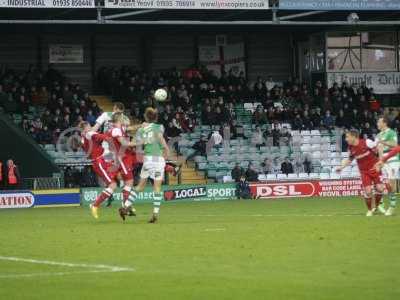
[154,88,168,102]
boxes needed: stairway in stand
[91,95,114,112]
[168,154,208,185]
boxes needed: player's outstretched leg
[365,197,374,217]
[364,187,375,217]
[149,192,162,223]
[120,184,137,221]
[375,191,385,214]
[91,187,114,219]
[386,182,397,216]
[386,194,397,216]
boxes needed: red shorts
[360,169,382,188]
[92,158,118,185]
[117,152,136,181]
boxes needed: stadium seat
[330,173,341,179]
[311,136,321,144]
[320,136,329,143]
[311,144,321,151]
[298,173,309,179]
[198,162,207,170]
[340,171,351,178]
[300,144,311,152]
[309,173,319,179]
[320,173,330,180]
[342,152,350,158]
[258,174,267,181]
[291,130,300,136]
[311,130,321,136]
[267,174,277,180]
[223,175,234,183]
[312,151,322,160]
[321,144,330,151]
[288,173,298,180]
[207,170,217,178]
[302,136,311,144]
[277,174,288,180]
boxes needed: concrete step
[91,95,114,112]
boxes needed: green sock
[153,192,162,214]
[389,192,397,208]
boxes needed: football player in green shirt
[376,116,399,216]
[123,107,170,223]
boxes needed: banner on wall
[279,0,400,10]
[49,44,84,64]
[199,43,246,77]
[0,189,80,209]
[327,72,400,94]
[250,180,363,199]
[81,183,237,206]
[105,0,268,9]
[0,0,95,8]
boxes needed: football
[154,88,168,102]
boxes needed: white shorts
[382,161,400,180]
[140,156,166,181]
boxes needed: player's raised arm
[381,145,400,163]
[92,112,108,132]
[336,158,352,173]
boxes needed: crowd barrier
[0,179,364,209]
[250,179,363,199]
[82,179,364,205]
[81,183,237,206]
[0,189,80,209]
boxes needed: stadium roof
[0,7,400,27]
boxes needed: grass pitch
[0,197,399,300]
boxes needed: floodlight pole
[97,6,104,24]
[272,4,279,23]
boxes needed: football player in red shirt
[336,129,385,216]
[80,121,119,219]
[107,113,138,220]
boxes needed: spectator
[281,157,294,175]
[210,130,223,148]
[86,110,96,125]
[289,156,300,172]
[186,134,208,162]
[251,126,264,148]
[231,162,244,183]
[5,159,21,189]
[236,175,252,199]
[81,166,97,187]
[261,158,273,174]
[292,114,303,130]
[201,105,216,125]
[0,160,3,189]
[64,167,75,188]
[38,125,53,144]
[272,158,281,174]
[303,157,312,174]
[231,120,246,139]
[322,110,335,130]
[245,163,259,182]
[253,105,268,125]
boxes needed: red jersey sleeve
[383,145,400,163]
[85,132,108,143]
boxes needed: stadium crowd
[98,65,400,138]
[2,64,400,186]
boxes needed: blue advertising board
[0,189,80,209]
[279,0,400,10]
